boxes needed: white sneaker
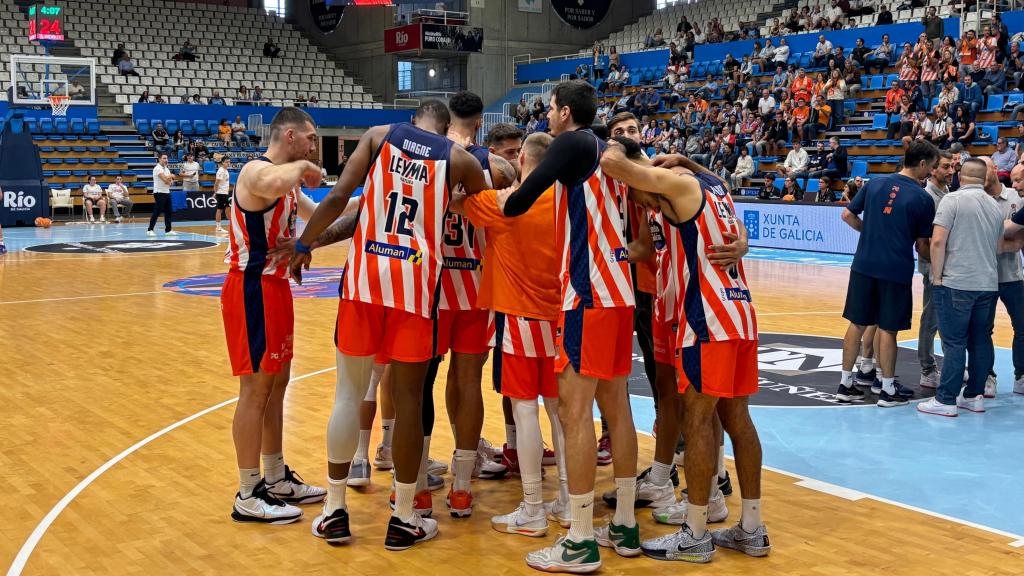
[984,374,997,399]
[215,225,226,234]
[652,491,729,526]
[165,230,179,236]
[472,450,508,479]
[427,458,448,476]
[231,480,303,524]
[374,444,394,470]
[957,392,985,413]
[266,466,327,504]
[916,397,958,418]
[88,216,95,223]
[919,371,940,389]
[115,217,123,223]
[1015,375,1024,395]
[673,450,685,466]
[146,230,156,236]
[477,437,503,462]
[100,217,107,223]
[544,498,571,528]
[347,458,371,487]
[491,502,548,537]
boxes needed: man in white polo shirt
[148,153,178,236]
[107,175,133,223]
[181,154,201,193]
[214,156,231,234]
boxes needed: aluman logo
[3,190,37,211]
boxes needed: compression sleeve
[503,129,599,217]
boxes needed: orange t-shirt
[628,200,656,294]
[464,187,561,321]
[791,106,810,124]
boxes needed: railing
[478,111,512,144]
[410,9,469,25]
[393,98,421,108]
[513,52,591,83]
[395,91,457,101]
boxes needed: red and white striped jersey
[490,312,557,358]
[554,136,635,310]
[977,37,997,69]
[650,210,677,324]
[438,143,489,311]
[226,156,297,279]
[670,172,757,347]
[342,123,452,318]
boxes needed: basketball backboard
[10,55,96,107]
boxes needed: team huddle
[217,80,769,572]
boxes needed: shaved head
[960,158,988,185]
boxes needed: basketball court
[3,222,1023,574]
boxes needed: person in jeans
[1004,164,1024,396]
[918,151,954,389]
[918,159,1006,417]
[983,163,1024,398]
[836,142,939,408]
[148,154,178,236]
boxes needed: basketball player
[498,80,639,573]
[599,141,770,562]
[451,131,570,536]
[289,101,489,550]
[222,107,327,525]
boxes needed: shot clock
[28,4,64,43]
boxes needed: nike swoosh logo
[562,548,593,562]
[271,486,295,497]
[393,524,425,537]
[581,502,592,509]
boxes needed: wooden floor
[2,224,1022,575]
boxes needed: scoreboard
[28,4,64,42]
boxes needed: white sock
[840,370,853,387]
[855,355,865,371]
[393,480,417,522]
[325,476,347,514]
[354,430,371,460]
[882,376,895,395]
[741,499,762,532]
[453,448,475,492]
[687,504,709,538]
[262,452,285,484]
[567,492,595,542]
[381,418,395,448]
[239,468,260,499]
[649,460,672,486]
[505,424,517,449]
[523,475,544,517]
[717,446,727,479]
[862,356,876,372]
[613,477,637,527]
[415,436,432,492]
[543,398,570,503]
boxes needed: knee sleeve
[327,351,375,464]
[363,362,386,402]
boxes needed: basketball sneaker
[835,383,865,403]
[597,434,612,466]
[602,469,675,509]
[502,445,521,476]
[215,225,226,234]
[384,513,438,551]
[374,444,393,470]
[478,437,504,462]
[1015,375,1024,395]
[919,370,940,389]
[427,458,448,476]
[641,524,715,563]
[446,488,473,518]
[347,459,371,488]
[595,521,642,557]
[474,451,509,479]
[711,523,772,557]
[388,489,433,517]
[984,374,997,399]
[146,230,156,236]
[525,535,602,573]
[681,471,732,497]
[916,397,958,417]
[266,466,327,504]
[957,392,985,413]
[652,491,729,526]
[876,389,909,408]
[491,502,548,537]
[893,381,915,399]
[855,366,877,386]
[231,479,303,524]
[545,497,571,528]
[166,230,178,236]
[311,507,351,544]
[542,446,557,466]
[0,243,6,256]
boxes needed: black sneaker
[892,381,915,399]
[311,507,352,544]
[855,367,877,387]
[682,471,733,498]
[384,514,439,551]
[835,383,865,403]
[876,389,909,408]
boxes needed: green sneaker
[594,521,642,557]
[525,535,602,573]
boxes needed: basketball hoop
[48,95,70,116]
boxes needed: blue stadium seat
[194,120,208,135]
[25,118,39,133]
[798,53,811,68]
[693,62,707,78]
[871,114,888,129]
[181,120,194,135]
[73,170,89,177]
[867,75,882,89]
[97,158,111,164]
[56,170,71,177]
[1006,93,1024,108]
[774,177,786,190]
[136,119,151,134]
[81,158,95,165]
[55,118,69,133]
[106,170,122,176]
[88,146,103,152]
[805,178,821,194]
[55,146,70,152]
[984,94,1004,112]
[72,146,87,153]
[40,146,55,152]
[850,160,868,178]
[979,125,999,142]
[70,118,85,133]
[40,118,54,133]
[166,119,179,134]
[49,158,63,165]
[43,171,56,177]
[884,74,899,87]
[86,119,100,134]
[203,161,217,174]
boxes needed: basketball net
[49,95,70,117]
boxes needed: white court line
[5,366,336,576]
[0,290,168,305]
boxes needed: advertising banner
[384,23,422,53]
[736,201,859,255]
[421,24,483,52]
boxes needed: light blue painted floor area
[0,221,224,252]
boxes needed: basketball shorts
[652,316,679,366]
[435,308,492,355]
[336,300,436,363]
[221,271,294,376]
[491,312,558,400]
[842,270,913,332]
[215,193,230,210]
[555,305,635,380]
[676,339,759,398]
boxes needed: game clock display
[28,4,64,42]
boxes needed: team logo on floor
[164,268,343,298]
[630,333,937,407]
[26,240,217,254]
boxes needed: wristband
[295,239,312,254]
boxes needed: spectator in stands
[789,98,812,145]
[826,0,843,27]
[1007,41,1023,90]
[112,43,127,66]
[876,5,893,25]
[107,175,132,223]
[845,61,863,98]
[791,68,813,105]
[692,76,718,100]
[824,69,847,128]
[852,38,871,67]
[842,178,858,202]
[980,62,1007,100]
[923,7,943,43]
[810,137,849,180]
[180,154,200,193]
[731,146,754,188]
[865,34,894,75]
[252,85,263,103]
[207,91,225,106]
[757,88,777,119]
[66,79,85,100]
[525,112,539,134]
[904,110,934,148]
[714,159,731,181]
[237,86,251,104]
[152,123,170,155]
[758,116,789,157]
[961,75,983,117]
[884,80,906,125]
[778,140,810,177]
[187,94,201,105]
[938,79,960,111]
[216,119,232,147]
[514,97,528,124]
[807,97,832,141]
[752,39,775,72]
[153,94,165,104]
[993,138,1018,185]
[264,38,281,58]
[190,137,209,160]
[82,176,107,223]
[574,63,589,82]
[959,29,978,79]
[308,94,319,106]
[781,176,804,201]
[118,54,140,77]
[230,116,251,148]
[977,26,998,73]
[172,128,186,159]
[773,38,791,67]
[770,65,789,100]
[178,40,197,62]
[952,106,976,145]
[759,179,782,199]
[930,105,953,149]
[817,177,834,201]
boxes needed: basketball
[34,217,52,228]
